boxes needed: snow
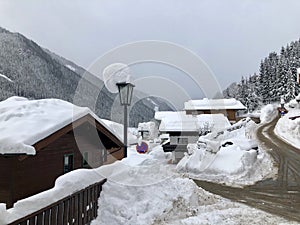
[0,97,123,155]
[155,111,230,132]
[1,168,105,224]
[90,147,292,225]
[260,104,277,123]
[176,118,276,187]
[65,64,76,72]
[0,73,13,82]
[101,119,138,145]
[146,97,158,107]
[184,98,246,110]
[1,145,293,225]
[103,63,131,93]
[138,121,159,140]
[275,96,300,148]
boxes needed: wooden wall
[185,109,238,121]
[0,156,14,208]
[0,121,124,208]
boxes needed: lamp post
[116,82,135,158]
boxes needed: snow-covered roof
[101,119,137,145]
[184,98,246,111]
[138,121,156,131]
[155,111,230,132]
[0,97,123,155]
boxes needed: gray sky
[1,0,300,100]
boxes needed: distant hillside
[0,27,173,126]
[223,39,300,111]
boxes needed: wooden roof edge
[33,114,123,152]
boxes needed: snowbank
[2,169,105,224]
[260,104,277,123]
[92,147,291,225]
[275,99,300,148]
[177,118,276,186]
[2,146,293,225]
[0,97,123,155]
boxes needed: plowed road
[195,116,300,222]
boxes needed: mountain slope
[0,27,173,126]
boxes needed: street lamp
[116,82,135,158]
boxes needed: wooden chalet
[184,98,246,123]
[0,98,124,208]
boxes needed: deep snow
[275,97,300,148]
[176,118,276,186]
[1,146,294,225]
[0,97,125,155]
[91,147,293,225]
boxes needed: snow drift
[176,118,276,186]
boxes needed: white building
[155,111,230,161]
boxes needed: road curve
[194,116,300,222]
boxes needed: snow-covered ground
[176,118,276,187]
[1,146,295,225]
[275,97,300,148]
[1,97,297,225]
[91,147,294,225]
[1,168,105,224]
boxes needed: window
[102,149,107,163]
[177,137,188,145]
[64,154,74,173]
[83,152,89,167]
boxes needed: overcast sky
[1,0,300,102]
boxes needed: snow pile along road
[275,96,300,148]
[177,118,276,186]
[1,169,105,225]
[1,146,294,225]
[91,147,293,225]
[260,104,277,123]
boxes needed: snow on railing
[7,179,106,225]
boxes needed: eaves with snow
[0,97,125,155]
[184,98,246,110]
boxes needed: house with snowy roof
[137,121,159,140]
[0,97,124,208]
[155,111,230,161]
[184,98,246,123]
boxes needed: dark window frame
[63,153,74,173]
